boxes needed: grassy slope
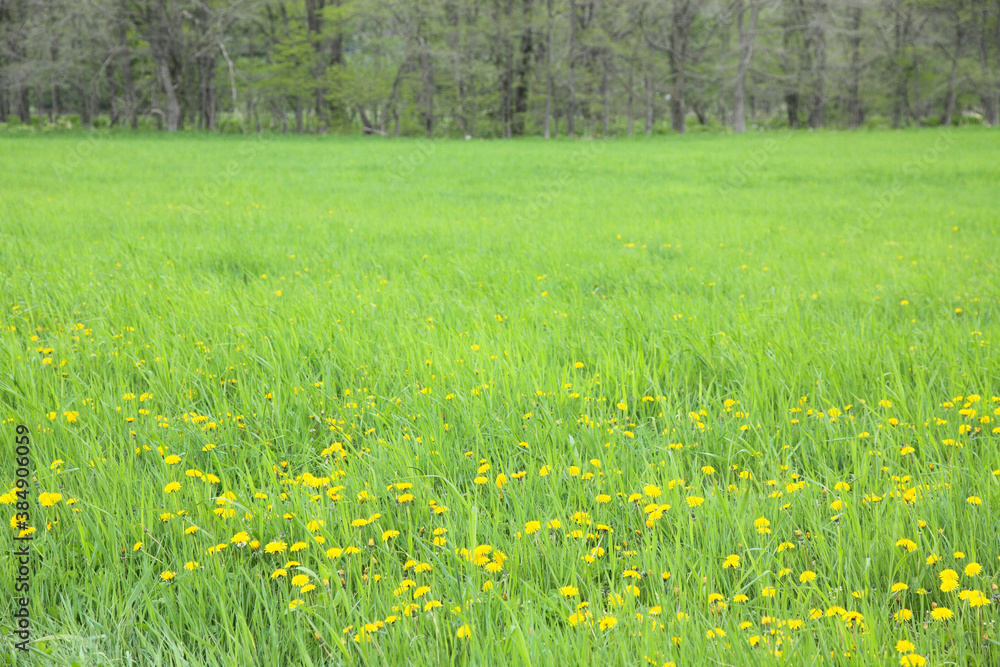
[0,129,998,666]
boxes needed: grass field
[1,128,999,666]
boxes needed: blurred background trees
[0,0,997,134]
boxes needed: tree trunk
[847,5,862,129]
[808,9,826,129]
[199,53,218,132]
[121,51,137,128]
[669,64,686,133]
[785,91,799,128]
[992,0,1000,126]
[512,0,532,136]
[156,58,181,131]
[645,71,654,134]
[544,0,553,138]
[567,0,577,136]
[77,85,92,128]
[733,0,759,133]
[14,86,29,124]
[627,59,634,137]
[891,6,907,128]
[602,58,610,135]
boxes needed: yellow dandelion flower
[38,492,62,507]
[930,607,953,621]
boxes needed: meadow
[1,128,999,666]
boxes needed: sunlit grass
[1,128,999,666]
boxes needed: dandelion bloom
[525,521,541,534]
[686,496,704,508]
[164,482,181,494]
[964,562,981,577]
[38,492,62,507]
[895,640,915,653]
[899,656,926,667]
[456,625,471,639]
[265,541,287,554]
[966,590,991,607]
[723,555,740,569]
[891,582,908,593]
[644,485,661,498]
[895,538,917,552]
[799,571,816,583]
[559,586,578,597]
[754,517,771,534]
[291,574,309,587]
[160,570,176,582]
[930,607,953,621]
[598,615,617,630]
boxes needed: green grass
[1,128,999,666]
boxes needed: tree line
[1,0,998,136]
